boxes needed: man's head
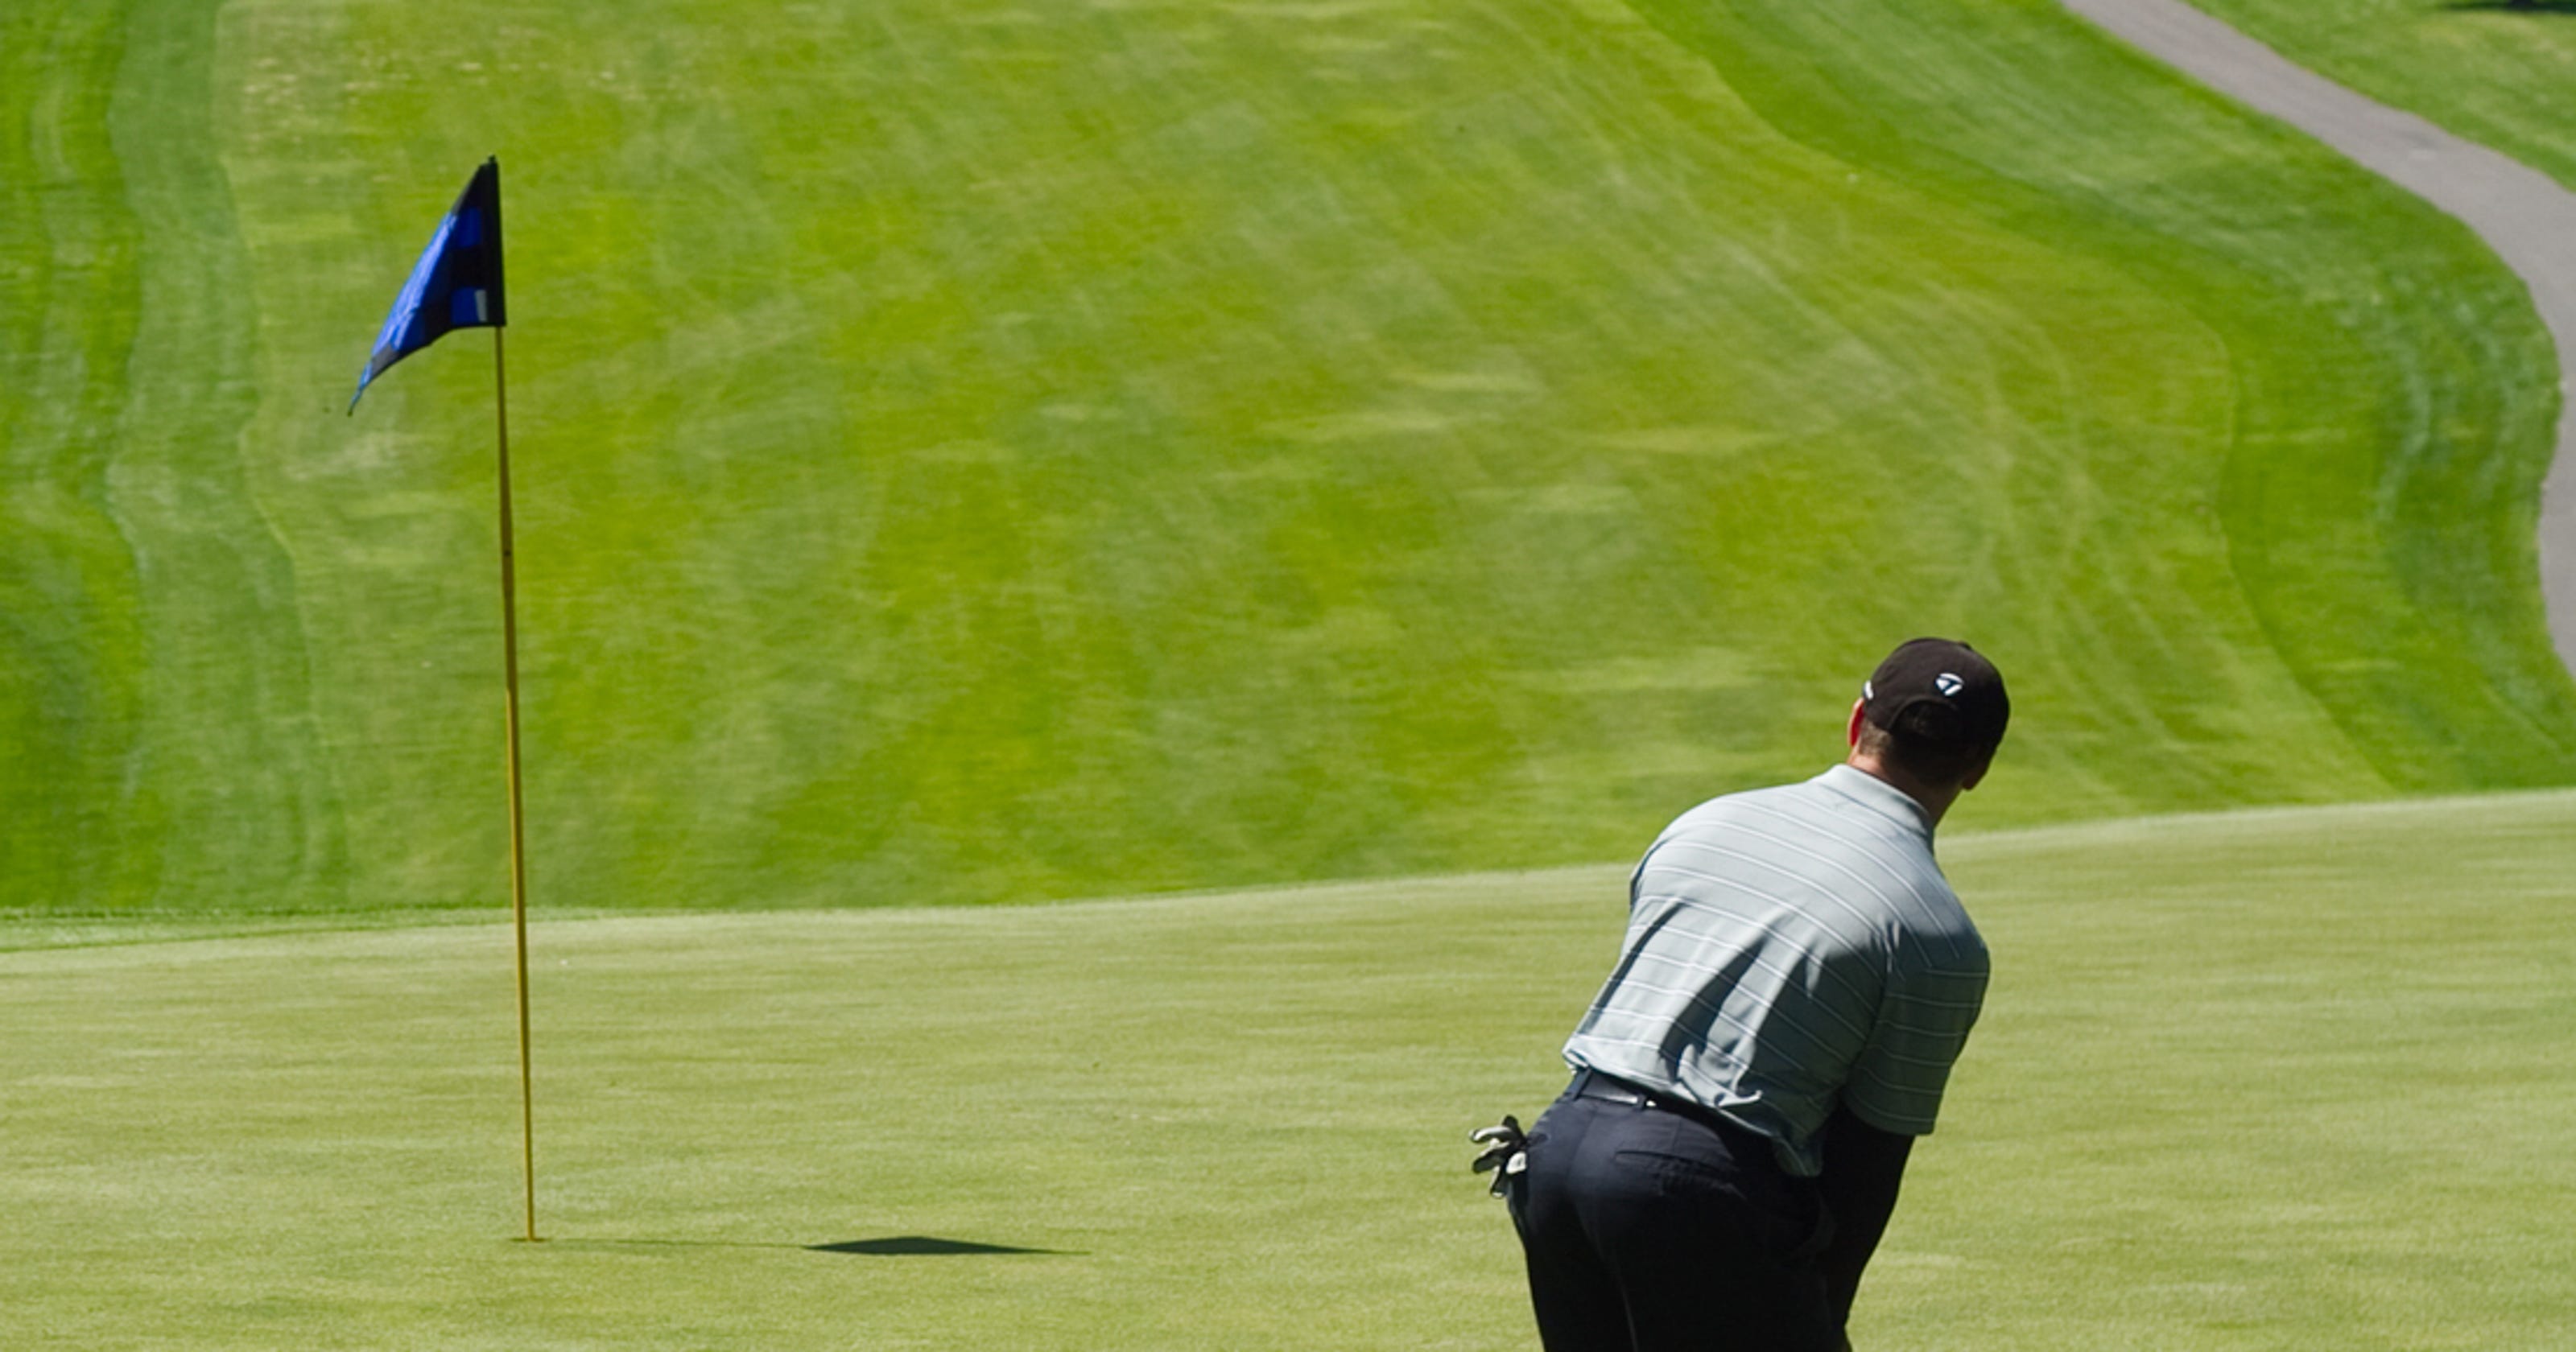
[1847,637,2009,793]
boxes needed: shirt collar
[1814,763,1934,839]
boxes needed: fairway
[14,1,2576,1346]
[8,0,2575,921]
[8,790,2573,1350]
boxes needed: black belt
[1566,1068,1760,1144]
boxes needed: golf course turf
[2178,0,2576,196]
[6,790,2574,1349]
[11,1,2576,1345]
[8,0,2575,920]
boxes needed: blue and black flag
[350,158,506,412]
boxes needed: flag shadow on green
[808,1236,1063,1256]
[547,1235,1072,1257]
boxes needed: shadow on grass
[551,1235,1074,1257]
[2442,0,2576,11]
[810,1236,1064,1256]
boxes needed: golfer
[1493,638,2008,1350]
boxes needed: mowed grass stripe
[4,790,2571,1348]
[7,0,2574,917]
[3,0,346,909]
[3,2,157,905]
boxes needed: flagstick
[493,327,539,1243]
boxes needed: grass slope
[5,0,2573,917]
[4,790,2573,1349]
[2178,0,2576,192]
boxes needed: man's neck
[1843,752,1960,829]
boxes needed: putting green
[6,789,2572,1348]
[6,0,2573,920]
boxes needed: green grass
[13,6,2569,1342]
[2177,0,2576,192]
[7,0,2574,919]
[5,789,2572,1349]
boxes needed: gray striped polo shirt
[1563,765,1989,1177]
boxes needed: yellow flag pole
[493,326,539,1243]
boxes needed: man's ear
[1958,750,1994,792]
[1847,699,1868,750]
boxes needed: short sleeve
[1840,958,1988,1136]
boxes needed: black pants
[1506,1074,1842,1352]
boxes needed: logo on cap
[1934,673,1964,697]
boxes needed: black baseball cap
[1862,638,2009,752]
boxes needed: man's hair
[1856,704,1993,785]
